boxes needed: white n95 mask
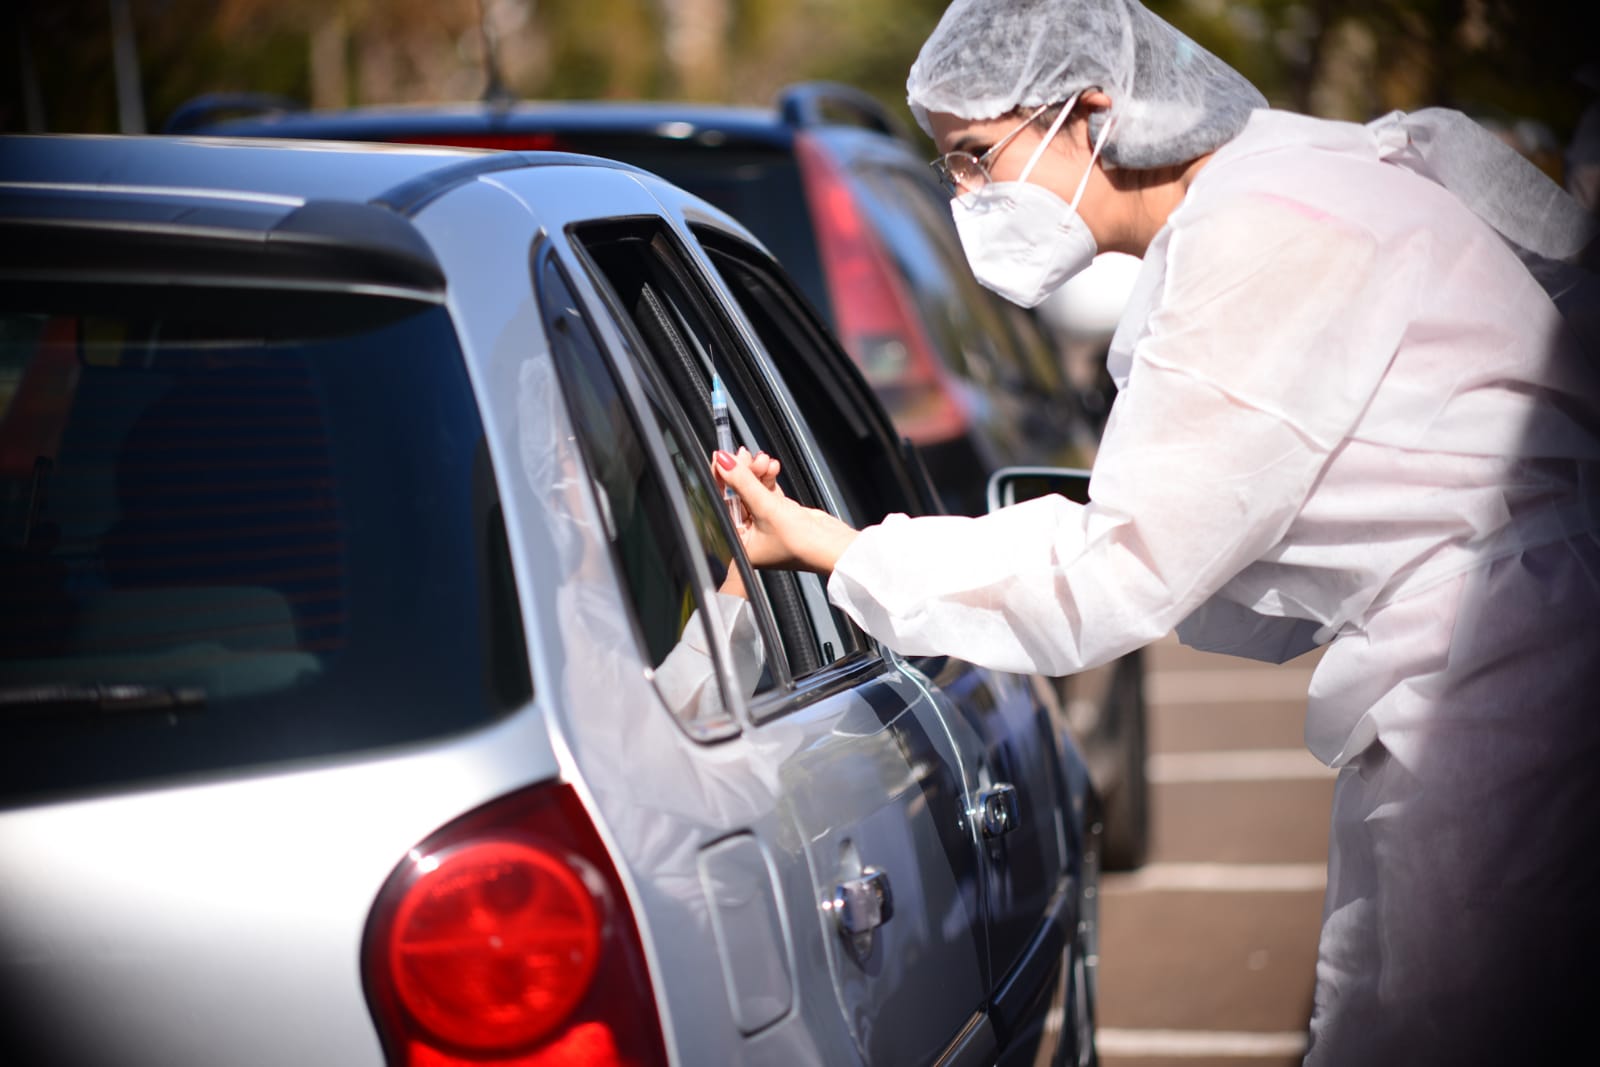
[952,97,1114,308]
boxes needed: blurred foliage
[5,0,1595,172]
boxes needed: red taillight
[388,133,569,152]
[389,841,601,1050]
[364,784,667,1067]
[792,131,968,445]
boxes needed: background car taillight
[389,133,569,152]
[363,783,668,1067]
[792,131,968,447]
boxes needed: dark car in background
[173,81,1153,869]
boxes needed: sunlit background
[6,0,1594,179]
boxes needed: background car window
[561,140,833,328]
[575,223,862,682]
[537,255,751,737]
[0,295,530,803]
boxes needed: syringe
[711,372,747,527]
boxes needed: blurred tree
[1154,0,1593,145]
[3,0,1592,173]
[7,0,315,132]
[720,0,950,137]
[211,0,495,106]
[662,0,731,99]
[529,0,666,99]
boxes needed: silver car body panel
[0,708,562,1067]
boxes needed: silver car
[0,134,1099,1067]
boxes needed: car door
[687,223,1086,1055]
[498,167,992,1066]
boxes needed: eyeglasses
[929,102,1055,195]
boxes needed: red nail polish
[714,451,736,470]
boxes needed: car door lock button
[978,783,1021,838]
[830,866,895,955]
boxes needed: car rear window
[0,292,530,805]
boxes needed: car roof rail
[776,81,912,142]
[162,92,304,134]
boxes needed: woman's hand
[714,448,859,576]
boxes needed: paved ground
[1095,634,1332,1067]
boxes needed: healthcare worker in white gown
[714,0,1600,1063]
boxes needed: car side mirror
[985,466,1092,513]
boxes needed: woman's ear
[1081,88,1115,113]
[1077,88,1115,152]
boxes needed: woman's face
[929,92,1203,259]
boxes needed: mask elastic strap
[1067,106,1115,211]
[1018,90,1080,183]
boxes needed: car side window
[536,251,751,740]
[568,223,862,693]
[693,229,930,529]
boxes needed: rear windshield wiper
[0,683,208,719]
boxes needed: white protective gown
[827,109,1600,1063]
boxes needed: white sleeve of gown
[651,593,765,721]
[828,191,1418,675]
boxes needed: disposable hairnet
[906,0,1268,169]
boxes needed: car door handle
[830,867,894,936]
[978,783,1020,839]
